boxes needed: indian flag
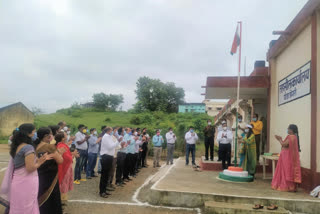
[230,26,240,55]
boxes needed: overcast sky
[0,0,308,113]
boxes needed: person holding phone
[185,126,199,166]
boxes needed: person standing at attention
[250,113,263,162]
[203,119,215,161]
[152,130,164,168]
[165,128,176,165]
[217,121,233,170]
[185,126,199,166]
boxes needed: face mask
[208,122,212,125]
[134,132,138,136]
[223,127,227,131]
[190,129,194,133]
[67,131,71,135]
[252,118,257,122]
[238,119,242,122]
[110,131,114,136]
[245,129,249,133]
[169,131,173,134]
[287,130,289,134]
[32,132,37,141]
[94,131,97,135]
[129,132,132,136]
[143,132,146,135]
[82,129,87,134]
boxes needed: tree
[134,76,185,113]
[92,93,124,111]
[31,107,44,115]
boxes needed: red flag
[230,26,240,55]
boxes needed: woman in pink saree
[0,124,48,214]
[272,124,301,192]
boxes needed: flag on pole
[230,25,240,55]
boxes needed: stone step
[205,201,290,214]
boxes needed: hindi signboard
[278,61,311,106]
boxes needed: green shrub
[130,115,142,125]
[105,117,111,122]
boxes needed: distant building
[80,102,95,108]
[178,103,206,113]
[203,100,227,117]
[0,102,34,136]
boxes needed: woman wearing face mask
[241,124,256,176]
[56,132,79,206]
[272,124,301,192]
[34,127,65,214]
[0,124,49,214]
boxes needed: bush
[71,111,81,118]
[130,116,142,125]
[105,117,111,122]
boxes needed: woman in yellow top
[251,113,263,161]
[242,124,257,176]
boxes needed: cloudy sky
[0,0,307,113]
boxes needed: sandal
[252,204,264,209]
[100,193,109,198]
[267,204,278,210]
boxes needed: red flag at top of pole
[230,25,240,55]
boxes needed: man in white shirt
[185,126,199,166]
[107,128,122,190]
[166,128,176,165]
[217,121,233,170]
[99,127,120,198]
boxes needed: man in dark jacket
[204,119,215,161]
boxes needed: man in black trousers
[204,119,215,161]
[99,127,120,198]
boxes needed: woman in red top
[55,132,78,204]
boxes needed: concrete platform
[147,158,320,214]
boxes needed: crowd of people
[0,121,189,214]
[0,112,303,213]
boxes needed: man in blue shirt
[86,128,99,179]
[152,130,164,168]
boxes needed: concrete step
[205,201,290,214]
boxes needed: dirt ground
[0,145,197,214]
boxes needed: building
[0,102,34,136]
[202,0,320,191]
[178,103,206,113]
[203,100,227,117]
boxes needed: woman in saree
[34,127,65,214]
[272,124,301,192]
[241,124,257,176]
[0,124,48,214]
[56,132,78,205]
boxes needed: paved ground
[153,158,318,201]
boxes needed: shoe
[210,159,213,161]
[98,171,101,174]
[116,183,123,187]
[91,174,98,177]
[86,177,92,179]
[109,184,116,188]
[217,159,221,162]
[121,181,126,185]
[156,164,161,167]
[104,192,111,195]
[106,187,115,191]
[170,162,173,165]
[80,179,87,182]
[73,180,80,185]
[100,192,109,198]
[166,162,169,165]
[205,158,209,161]
[142,165,146,168]
[185,163,189,166]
